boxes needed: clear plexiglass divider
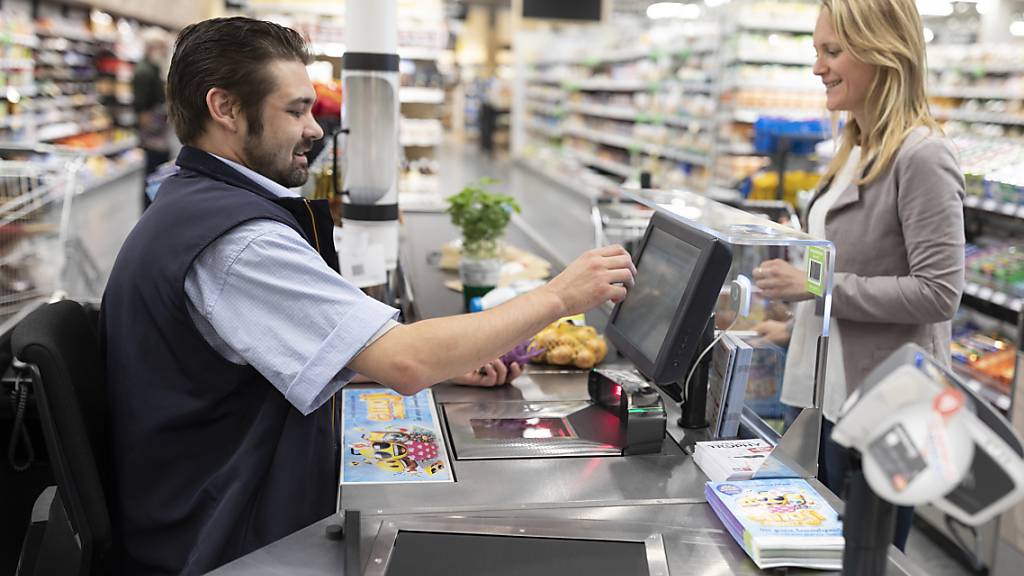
[622,188,835,480]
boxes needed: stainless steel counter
[209,212,926,575]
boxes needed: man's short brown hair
[167,17,311,145]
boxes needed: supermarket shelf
[82,160,145,194]
[719,142,770,156]
[400,87,444,104]
[724,80,823,93]
[963,195,1024,221]
[0,59,34,70]
[1,33,40,48]
[526,101,563,117]
[566,102,712,129]
[525,119,563,139]
[929,86,1024,100]
[730,108,824,123]
[729,53,815,67]
[525,90,565,104]
[526,75,563,86]
[568,149,633,179]
[78,136,140,157]
[37,120,112,142]
[534,40,718,66]
[567,102,643,122]
[562,125,711,166]
[933,108,1024,126]
[3,84,38,97]
[0,115,32,129]
[931,63,1024,74]
[570,79,653,92]
[962,281,1021,324]
[35,28,96,42]
[735,18,815,34]
[26,94,101,110]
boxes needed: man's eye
[289,110,303,118]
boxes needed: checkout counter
[209,192,928,575]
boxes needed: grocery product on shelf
[965,243,1024,298]
[951,324,1015,396]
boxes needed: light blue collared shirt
[183,154,399,415]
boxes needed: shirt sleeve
[185,219,399,415]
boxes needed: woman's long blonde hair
[820,0,942,186]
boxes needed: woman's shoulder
[895,125,957,166]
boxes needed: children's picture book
[340,387,453,485]
[705,478,844,570]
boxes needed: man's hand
[752,259,813,302]
[539,245,636,317]
[451,359,523,387]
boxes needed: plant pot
[459,253,502,311]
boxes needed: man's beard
[243,134,310,188]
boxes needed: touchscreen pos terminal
[596,210,733,424]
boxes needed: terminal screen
[613,228,702,364]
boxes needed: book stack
[705,478,844,570]
[694,439,772,482]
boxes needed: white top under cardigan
[780,146,860,422]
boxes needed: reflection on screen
[613,228,701,364]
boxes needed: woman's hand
[753,259,814,302]
[753,320,792,347]
[451,359,523,387]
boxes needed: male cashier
[101,17,635,575]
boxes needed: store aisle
[435,140,596,269]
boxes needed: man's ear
[205,87,242,133]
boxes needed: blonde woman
[752,0,965,550]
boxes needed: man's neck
[192,139,247,168]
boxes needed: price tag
[963,195,980,208]
[982,199,998,212]
[805,246,827,297]
[1016,206,1024,219]
[1002,203,1017,216]
[978,286,994,300]
[965,282,980,296]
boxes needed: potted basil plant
[445,178,521,310]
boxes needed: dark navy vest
[101,146,340,574]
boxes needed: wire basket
[0,145,85,324]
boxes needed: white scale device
[832,343,1024,527]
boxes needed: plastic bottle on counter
[468,280,546,312]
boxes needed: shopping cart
[0,145,89,329]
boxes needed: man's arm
[349,245,635,395]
